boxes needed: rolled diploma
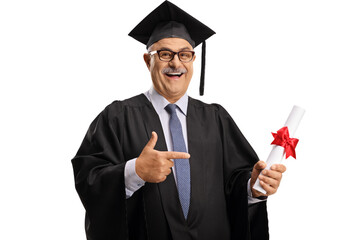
[253,105,305,195]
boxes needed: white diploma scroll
[253,105,305,195]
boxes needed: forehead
[149,38,193,51]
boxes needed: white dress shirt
[124,87,265,204]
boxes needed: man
[72,1,286,240]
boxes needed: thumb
[251,161,267,183]
[146,131,158,149]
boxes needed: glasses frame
[148,50,195,63]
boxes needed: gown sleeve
[216,104,269,240]
[71,104,129,240]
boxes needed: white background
[1,0,359,239]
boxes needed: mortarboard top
[128,0,216,96]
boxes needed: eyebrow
[158,47,192,51]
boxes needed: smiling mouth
[165,72,184,78]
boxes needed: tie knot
[165,104,177,115]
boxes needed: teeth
[167,72,182,76]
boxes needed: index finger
[270,164,287,173]
[162,151,190,160]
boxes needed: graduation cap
[128,0,215,95]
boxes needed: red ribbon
[271,126,299,159]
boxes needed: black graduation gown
[72,94,269,240]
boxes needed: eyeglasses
[148,50,195,63]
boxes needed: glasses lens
[179,51,194,62]
[158,51,174,61]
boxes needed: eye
[159,51,173,59]
[179,51,193,61]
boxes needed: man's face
[144,38,195,103]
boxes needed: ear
[143,53,151,70]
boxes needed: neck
[153,87,186,104]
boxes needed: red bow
[271,126,299,159]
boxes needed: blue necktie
[165,104,191,219]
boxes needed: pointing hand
[135,131,190,183]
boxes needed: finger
[251,161,267,181]
[259,174,280,189]
[262,169,282,181]
[259,180,277,195]
[159,158,175,169]
[165,168,172,176]
[146,131,158,149]
[271,164,287,173]
[254,160,267,170]
[163,151,191,160]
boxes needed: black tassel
[199,41,206,96]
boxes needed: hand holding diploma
[250,105,305,197]
[250,161,286,197]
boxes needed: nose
[168,53,182,68]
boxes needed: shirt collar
[148,86,188,116]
